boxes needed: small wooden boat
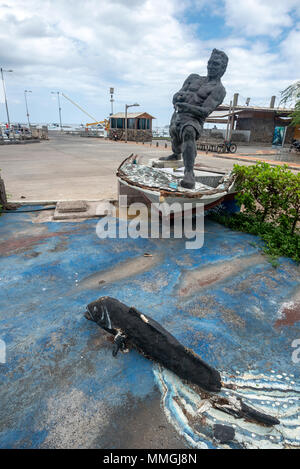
[117,154,237,214]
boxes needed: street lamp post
[51,91,63,131]
[110,87,114,116]
[24,90,32,128]
[1,67,13,127]
[125,103,140,143]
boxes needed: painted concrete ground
[0,208,299,448]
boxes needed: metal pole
[125,104,128,143]
[1,68,11,127]
[124,103,139,143]
[110,87,114,116]
[57,92,63,131]
[24,90,32,127]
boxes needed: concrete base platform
[56,200,88,213]
[53,201,113,220]
[150,158,183,169]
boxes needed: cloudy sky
[0,0,299,127]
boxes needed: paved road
[0,132,251,203]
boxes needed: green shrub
[210,162,300,264]
[233,162,300,234]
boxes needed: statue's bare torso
[171,74,226,133]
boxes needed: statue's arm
[177,86,226,118]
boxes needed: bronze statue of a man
[160,49,229,189]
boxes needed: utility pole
[226,100,232,141]
[233,93,239,107]
[125,103,139,143]
[228,93,239,140]
[270,96,276,108]
[24,90,32,127]
[51,91,63,131]
[110,88,114,115]
[1,67,13,127]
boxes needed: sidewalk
[149,140,300,170]
[0,133,298,204]
[211,151,300,170]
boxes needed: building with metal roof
[206,97,298,144]
[109,112,155,142]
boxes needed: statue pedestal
[149,158,183,169]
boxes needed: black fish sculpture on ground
[84,296,279,428]
[84,296,221,393]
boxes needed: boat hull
[117,155,238,216]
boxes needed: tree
[280,80,300,126]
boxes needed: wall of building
[294,125,300,140]
[236,112,275,143]
[236,112,294,144]
[108,129,152,142]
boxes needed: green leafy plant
[233,162,300,234]
[280,80,300,126]
[210,162,300,264]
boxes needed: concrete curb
[9,199,117,205]
[0,139,41,145]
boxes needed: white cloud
[0,0,299,124]
[223,0,299,38]
[280,27,300,65]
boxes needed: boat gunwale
[117,154,236,199]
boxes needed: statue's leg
[180,126,197,189]
[159,128,182,161]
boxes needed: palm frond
[280,81,300,105]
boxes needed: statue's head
[207,49,228,79]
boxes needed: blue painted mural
[0,207,299,448]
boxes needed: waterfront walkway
[1,132,298,203]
